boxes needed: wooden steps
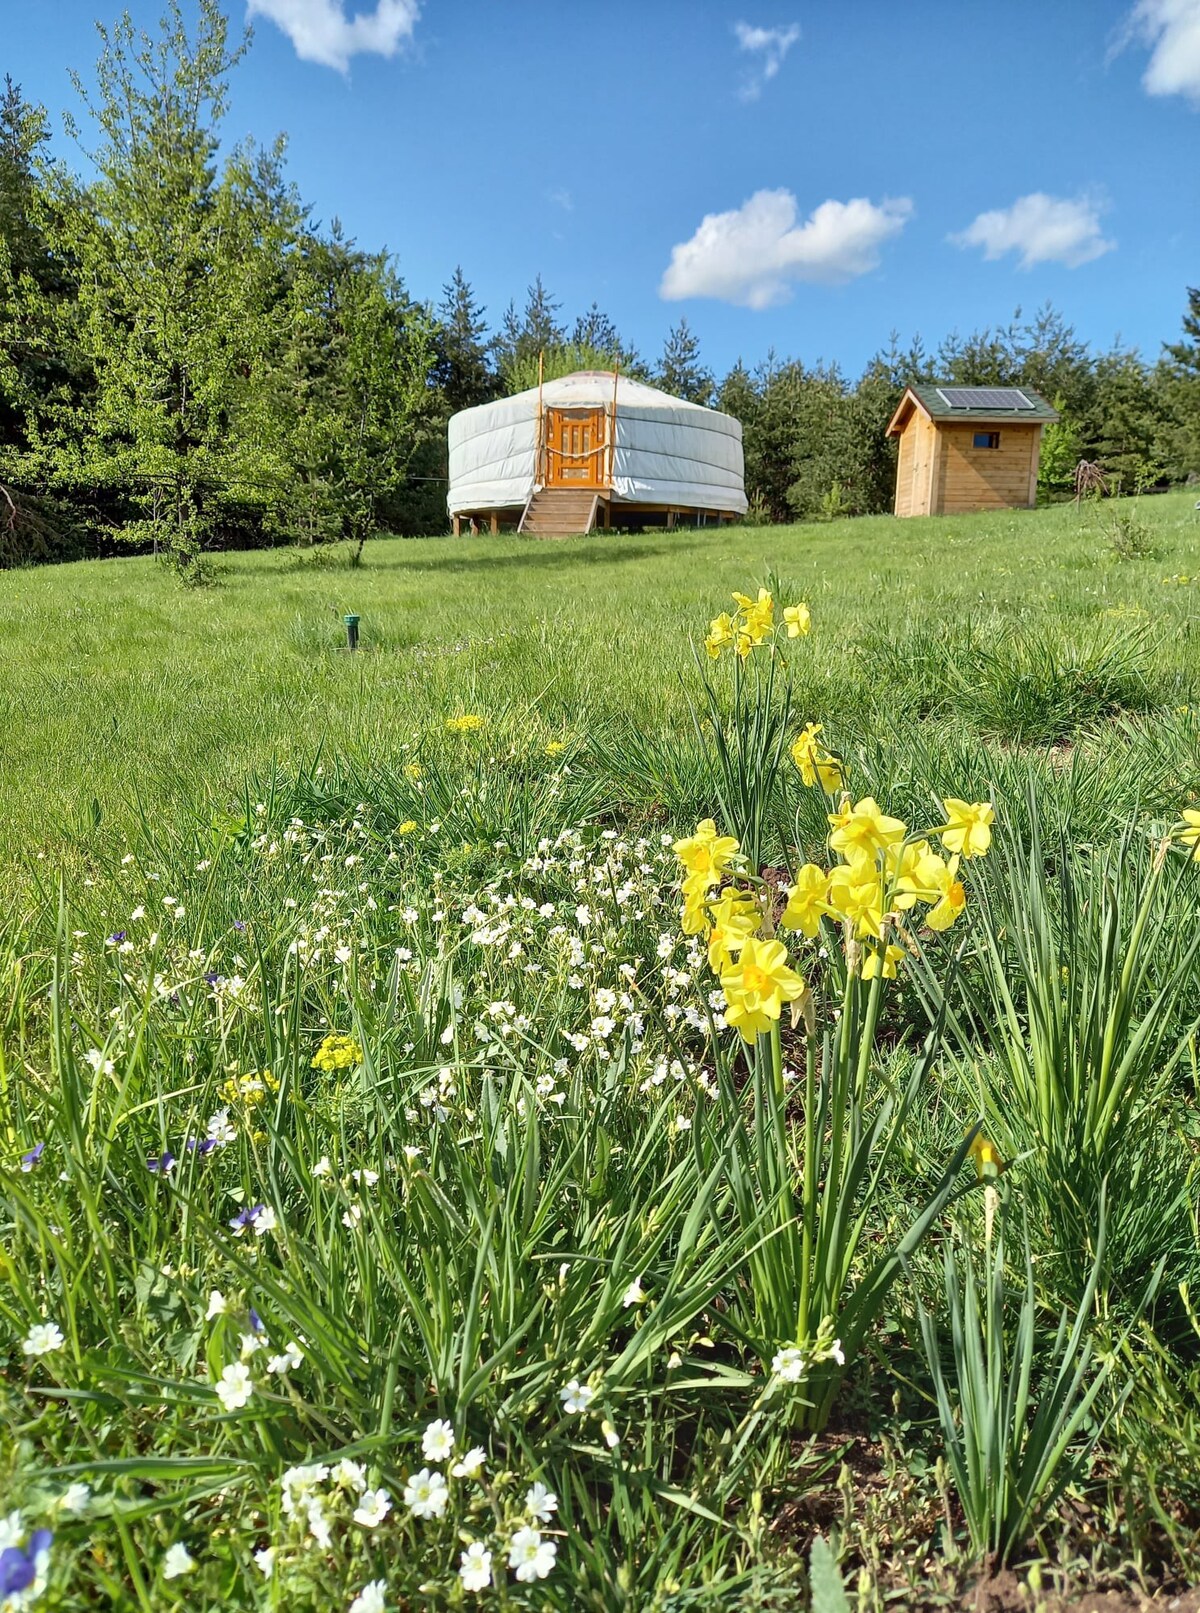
[518,488,598,537]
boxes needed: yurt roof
[451,371,737,428]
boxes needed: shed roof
[886,384,1058,436]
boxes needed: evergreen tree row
[1,0,1198,572]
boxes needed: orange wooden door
[545,408,606,487]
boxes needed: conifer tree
[1163,287,1200,474]
[655,317,714,405]
[437,266,494,412]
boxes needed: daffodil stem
[769,1019,784,1106]
[855,961,886,1103]
[798,1026,817,1344]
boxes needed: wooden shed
[886,385,1058,518]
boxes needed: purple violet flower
[229,1204,264,1234]
[0,1529,52,1598]
[147,1150,176,1175]
[20,1142,45,1172]
[187,1137,217,1156]
[106,931,126,946]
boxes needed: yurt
[447,371,748,536]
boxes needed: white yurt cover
[447,372,747,517]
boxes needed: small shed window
[973,431,1000,449]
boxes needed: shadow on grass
[229,537,680,578]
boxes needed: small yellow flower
[790,723,844,793]
[1175,808,1200,862]
[445,713,486,733]
[780,863,830,938]
[219,1068,280,1108]
[828,797,906,858]
[720,935,805,1043]
[705,888,760,973]
[672,820,741,889]
[705,611,735,659]
[924,855,966,932]
[826,856,886,939]
[940,799,994,859]
[968,1132,1004,1181]
[312,1033,363,1073]
[398,820,417,834]
[544,740,566,756]
[862,942,905,980]
[403,761,423,780]
[783,603,811,638]
[888,840,944,909]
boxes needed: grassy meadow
[2,491,1199,885]
[3,492,1200,1612]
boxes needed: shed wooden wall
[931,423,1042,514]
[893,411,939,517]
[892,414,1043,516]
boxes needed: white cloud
[659,189,912,308]
[734,20,800,100]
[247,0,419,72]
[951,192,1114,270]
[1124,0,1200,101]
[547,187,573,212]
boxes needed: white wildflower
[525,1481,558,1522]
[508,1526,557,1583]
[214,1361,254,1411]
[458,1541,492,1593]
[560,1378,595,1414]
[349,1580,388,1613]
[421,1418,455,1463]
[353,1487,392,1528]
[22,1322,64,1357]
[403,1467,448,1519]
[162,1543,196,1579]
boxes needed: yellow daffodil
[705,611,734,659]
[828,796,906,858]
[888,839,945,909]
[780,863,830,938]
[968,1132,1004,1181]
[720,935,805,1043]
[1175,808,1200,862]
[790,722,844,793]
[680,873,712,936]
[940,799,994,859]
[924,854,966,931]
[706,888,761,972]
[732,588,775,645]
[826,857,886,939]
[672,819,740,888]
[862,942,906,979]
[783,602,811,638]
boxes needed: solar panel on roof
[935,387,1035,411]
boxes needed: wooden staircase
[518,488,599,537]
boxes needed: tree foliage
[0,2,1197,572]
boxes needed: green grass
[2,493,1199,887]
[4,492,1200,1610]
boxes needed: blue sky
[5,0,1198,378]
